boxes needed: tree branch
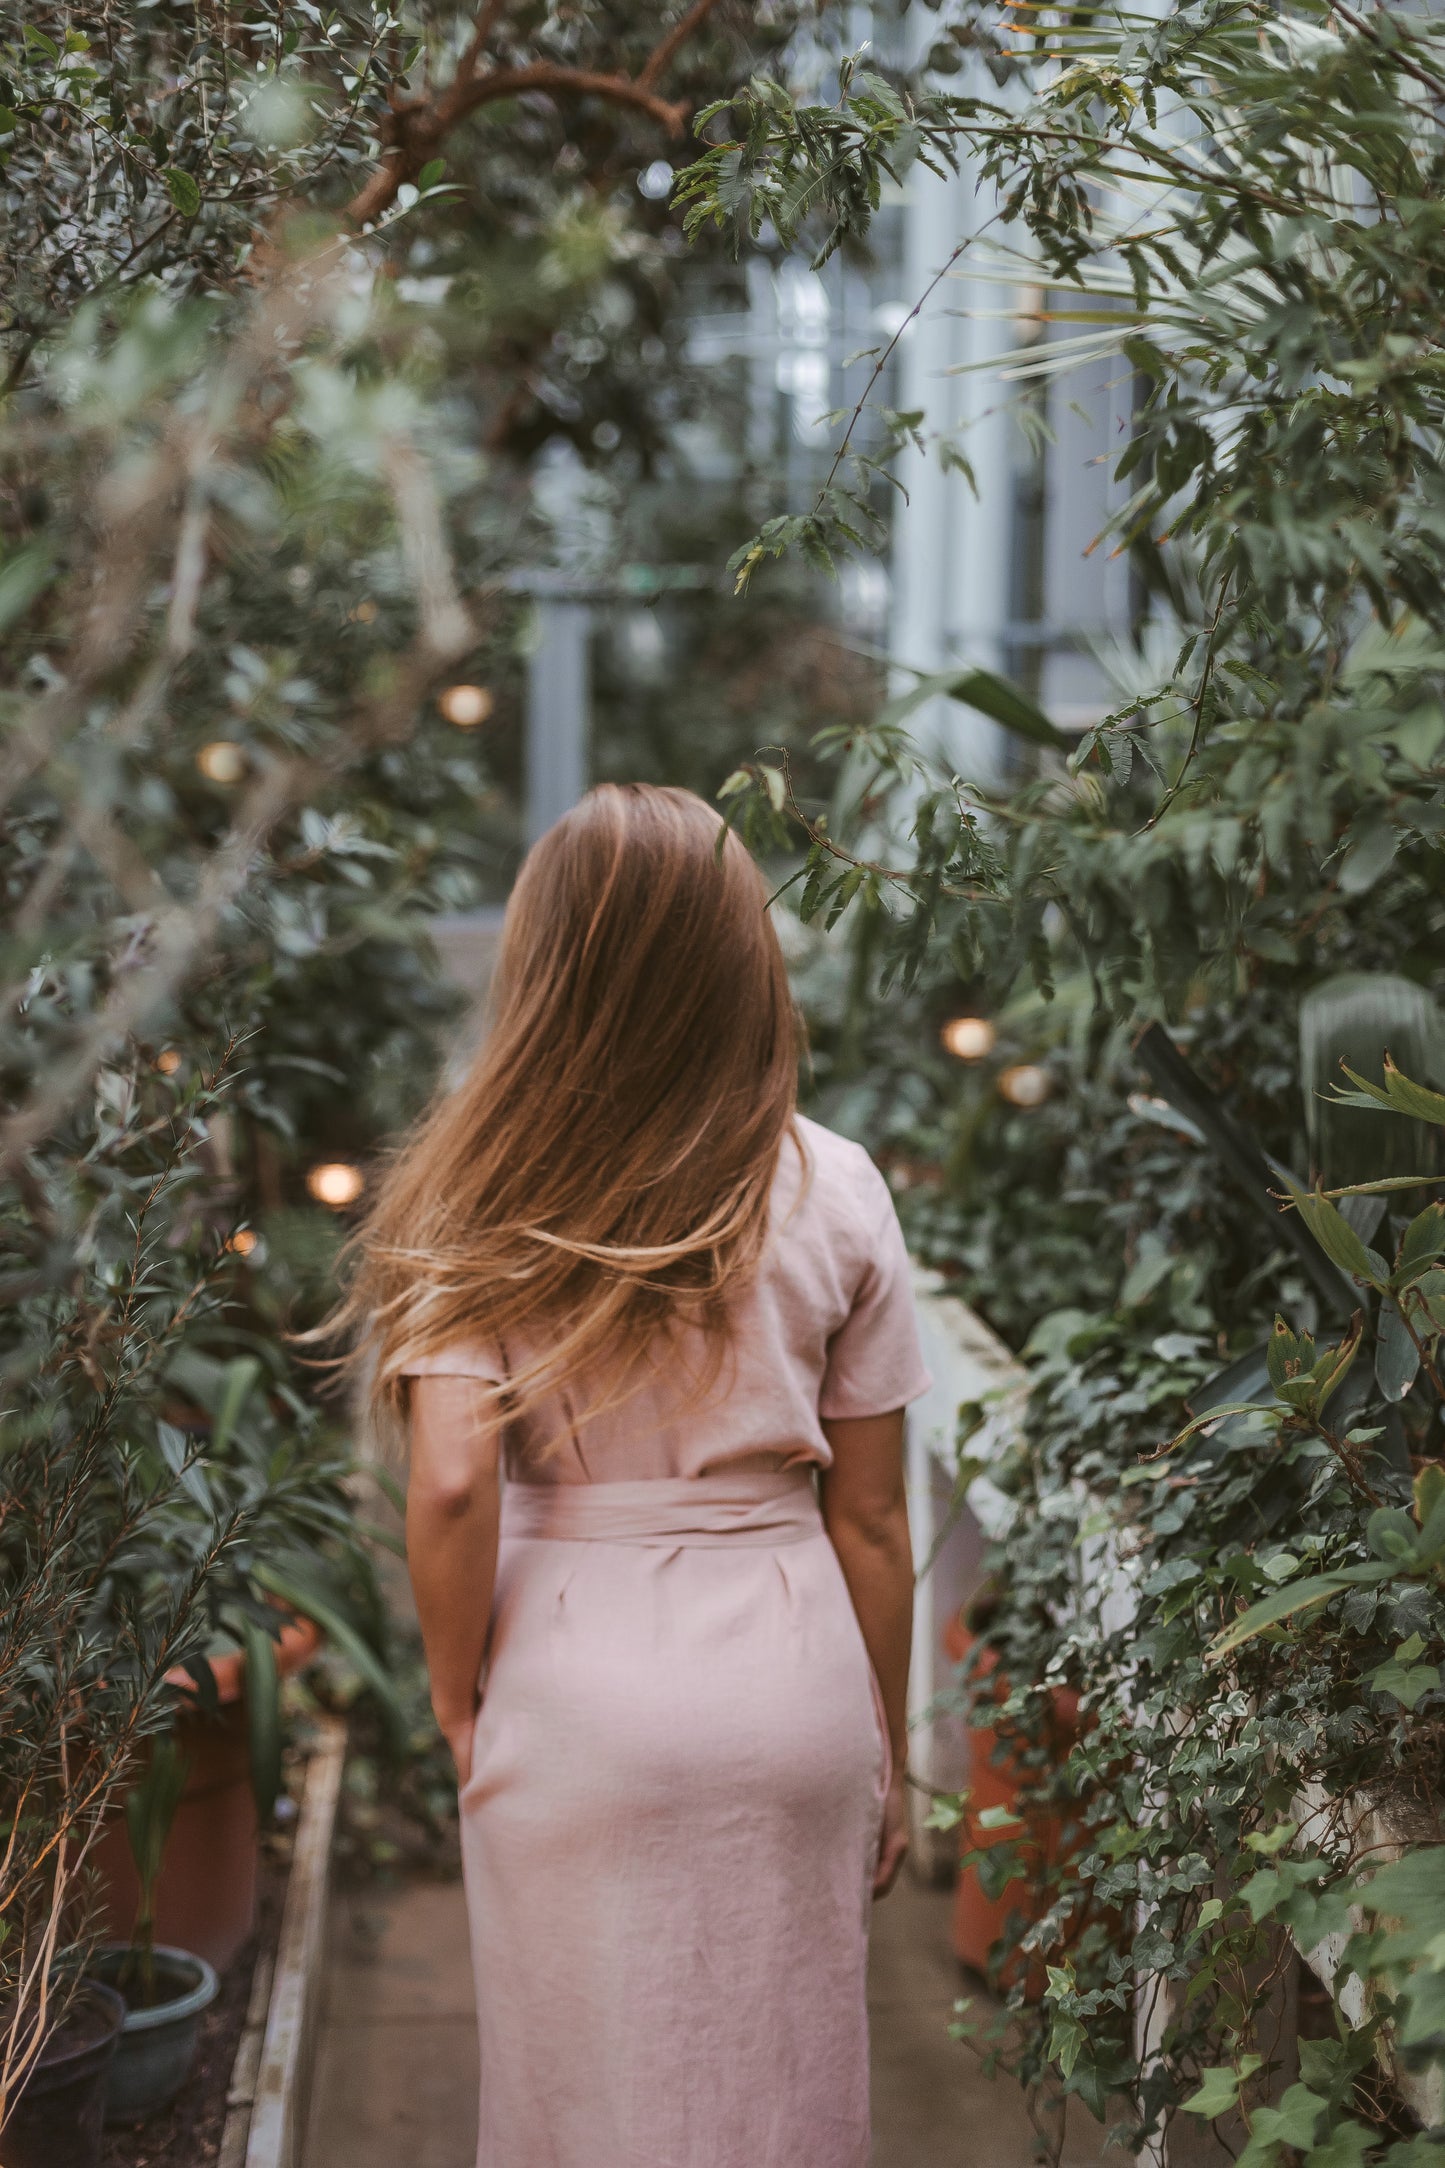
[345,0,727,229]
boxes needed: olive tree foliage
[690,2,1445,1011]
[0,0,759,2096]
[0,5,378,360]
[685,4,1445,2160]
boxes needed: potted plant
[942,1594,1084,1992]
[85,1344,397,1973]
[90,1605,322,1973]
[90,1738,219,2125]
[0,1978,127,2168]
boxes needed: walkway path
[305,1869,1101,2166]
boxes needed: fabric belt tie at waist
[500,1470,822,1548]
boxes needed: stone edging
[218,1717,348,2168]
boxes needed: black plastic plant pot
[92,1944,220,2124]
[1,1981,126,2168]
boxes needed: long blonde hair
[338,783,798,1426]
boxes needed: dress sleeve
[397,1340,505,1384]
[818,1164,933,1419]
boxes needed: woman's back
[403,1114,928,1483]
[385,784,929,2167]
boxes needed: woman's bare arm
[406,1376,503,1787]
[819,1408,913,1896]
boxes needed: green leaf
[239,1614,282,1822]
[0,544,55,634]
[124,1735,191,1904]
[879,664,1067,751]
[163,166,201,217]
[1367,1656,1439,1710]
[417,158,446,189]
[212,1355,262,1453]
[1182,2057,1261,2119]
[1414,1461,1445,1535]
[1367,1506,1421,1561]
[253,1561,403,1741]
[1245,1820,1298,1856]
[1207,1565,1392,1659]
[1281,1178,1388,1288]
[1050,2010,1086,2077]
[1236,2085,1327,2168]
[1397,1203,1445,1278]
[1304,2122,1374,2168]
[1336,1060,1445,1128]
[1376,1299,1421,1403]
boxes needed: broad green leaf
[1367,1656,1439,1710]
[1245,1821,1297,1856]
[1305,2122,1373,2168]
[124,1736,191,1901]
[239,1613,282,1822]
[1182,2057,1261,2119]
[1282,1178,1388,1287]
[1376,1299,1420,1402]
[1414,1461,1445,1534]
[0,545,55,634]
[1367,1506,1420,1561]
[212,1355,262,1453]
[163,166,201,216]
[1397,1203,1445,1277]
[253,1561,403,1739]
[879,664,1066,751]
[1235,2085,1327,2168]
[1049,2010,1087,2078]
[1207,1564,1392,1659]
[1337,1061,1445,1128]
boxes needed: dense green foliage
[1,0,846,2091]
[692,2,1445,2158]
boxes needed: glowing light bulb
[196,741,247,784]
[941,1016,996,1062]
[999,1063,1051,1109]
[438,683,494,728]
[226,1228,259,1256]
[306,1160,365,1209]
[154,1048,182,1075]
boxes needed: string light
[438,683,494,728]
[999,1063,1051,1109]
[349,600,378,623]
[196,741,247,784]
[940,1016,996,1062]
[226,1229,259,1256]
[306,1160,365,1209]
[154,1048,182,1075]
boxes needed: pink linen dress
[404,1115,932,2168]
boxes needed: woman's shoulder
[787,1115,894,1227]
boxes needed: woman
[346,783,931,2168]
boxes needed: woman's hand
[873,1769,909,1898]
[439,1707,478,1790]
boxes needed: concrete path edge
[221,1717,347,2168]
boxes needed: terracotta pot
[943,1614,1082,1997]
[91,1616,320,1973]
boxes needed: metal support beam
[526,598,590,843]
